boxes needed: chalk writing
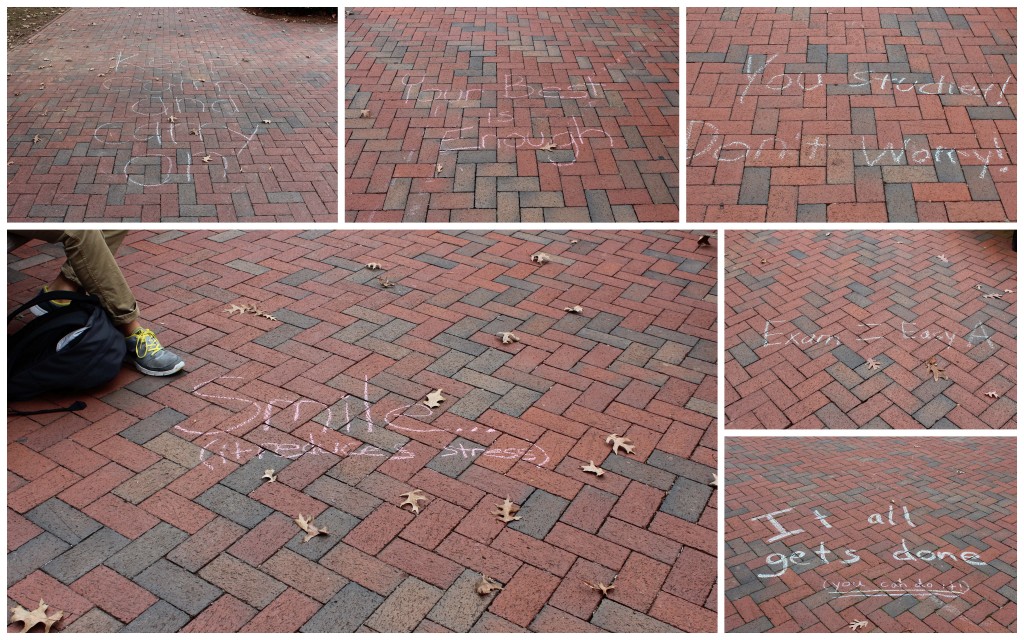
[824,578,971,600]
[174,375,548,469]
[760,319,996,351]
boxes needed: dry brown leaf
[492,497,521,523]
[295,513,329,543]
[423,389,445,409]
[696,234,712,248]
[167,115,177,123]
[584,580,616,596]
[849,620,868,631]
[476,574,503,595]
[224,303,248,316]
[1004,289,1014,294]
[760,258,767,264]
[378,276,395,288]
[498,331,520,345]
[32,135,41,143]
[539,142,558,151]
[202,155,212,163]
[10,599,63,633]
[581,461,604,476]
[262,469,277,483]
[359,109,370,118]
[531,252,551,264]
[400,489,428,514]
[936,254,949,262]
[983,293,1003,299]
[711,473,719,487]
[189,129,198,135]
[365,262,383,270]
[605,433,635,456]
[865,357,882,371]
[985,390,1000,399]
[569,239,579,245]
[925,357,948,382]
[435,163,443,174]
[564,305,583,314]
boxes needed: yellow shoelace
[131,328,163,358]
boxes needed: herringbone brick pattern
[7,8,338,222]
[345,8,679,223]
[725,437,1016,632]
[725,230,1016,429]
[7,230,715,632]
[687,8,1017,222]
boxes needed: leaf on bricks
[711,473,719,488]
[865,357,882,371]
[584,579,616,597]
[539,142,558,151]
[202,155,212,163]
[581,461,604,476]
[435,163,443,174]
[696,234,712,248]
[365,262,383,270]
[476,575,504,595]
[262,469,277,483]
[984,390,1000,399]
[224,303,248,316]
[760,258,767,265]
[924,357,948,383]
[982,293,1003,299]
[378,275,395,288]
[498,331,520,345]
[32,135,41,143]
[423,389,445,409]
[569,239,579,244]
[189,128,198,135]
[9,599,63,633]
[848,619,868,631]
[295,514,329,543]
[605,433,635,456]
[1004,289,1015,294]
[563,305,583,314]
[400,489,428,514]
[492,497,521,523]
[936,254,949,263]
[531,252,551,264]
[224,303,277,321]
[262,119,271,124]
[358,109,370,118]
[168,115,177,123]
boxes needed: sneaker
[125,328,185,376]
[29,286,71,317]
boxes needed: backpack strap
[7,290,105,324]
[9,401,87,416]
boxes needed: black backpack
[8,290,127,402]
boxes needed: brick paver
[7,229,715,632]
[7,8,337,222]
[687,8,1016,222]
[725,437,1016,632]
[725,230,1016,429]
[345,8,680,223]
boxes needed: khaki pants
[12,230,139,326]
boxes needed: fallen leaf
[365,262,382,270]
[605,433,635,456]
[423,389,445,409]
[262,119,271,124]
[1004,289,1014,294]
[378,276,395,288]
[925,357,948,383]
[985,390,1000,399]
[539,142,558,151]
[937,254,948,262]
[760,258,767,264]
[581,461,604,476]
[167,115,177,123]
[849,619,868,631]
[569,239,579,244]
[476,575,503,595]
[564,305,583,314]
[294,514,329,543]
[865,357,882,371]
[498,331,520,345]
[711,473,719,487]
[98,72,105,76]
[9,599,63,633]
[32,135,41,143]
[584,580,616,596]
[223,303,248,316]
[359,109,370,118]
[696,234,712,248]
[492,497,521,523]
[262,469,277,483]
[435,163,443,174]
[202,155,212,163]
[983,293,1003,299]
[400,489,428,514]
[189,129,198,135]
[531,252,551,264]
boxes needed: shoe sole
[133,360,186,376]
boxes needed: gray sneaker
[125,328,185,376]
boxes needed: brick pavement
[687,8,1017,222]
[345,8,679,223]
[7,8,338,222]
[725,437,1017,632]
[725,230,1016,429]
[7,229,715,632]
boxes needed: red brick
[70,566,158,623]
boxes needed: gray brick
[601,455,675,490]
[826,53,848,73]
[26,499,101,545]
[492,386,543,417]
[135,559,222,616]
[195,484,273,528]
[112,459,187,504]
[647,450,715,484]
[661,476,714,523]
[285,507,357,561]
[797,204,826,222]
[371,318,416,342]
[365,577,444,633]
[253,323,303,348]
[383,177,411,210]
[686,52,726,62]
[948,14,969,30]
[913,394,957,428]
[585,190,614,222]
[64,608,124,633]
[426,350,476,377]
[508,490,568,539]
[120,407,187,445]
[122,600,190,632]
[199,554,286,609]
[43,527,130,584]
[273,308,319,328]
[427,569,497,631]
[591,600,676,632]
[453,369,514,396]
[963,165,1000,201]
[934,158,965,183]
[966,107,1015,120]
[7,532,70,587]
[267,191,304,204]
[725,44,749,64]
[104,522,189,578]
[415,254,458,270]
[428,437,486,478]
[884,183,918,222]
[449,388,501,420]
[302,582,385,633]
[738,167,770,205]
[466,348,513,375]
[519,192,563,208]
[806,44,827,64]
